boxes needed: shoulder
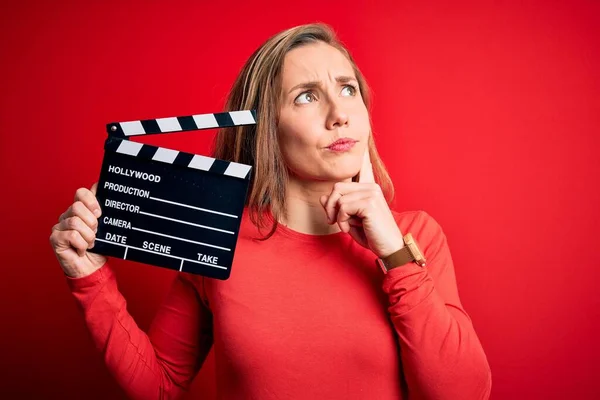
[390,209,448,261]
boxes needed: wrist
[378,242,404,259]
[377,232,405,259]
[376,232,427,273]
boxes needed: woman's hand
[49,183,107,278]
[319,150,404,258]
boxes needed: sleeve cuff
[65,262,114,291]
[382,263,426,294]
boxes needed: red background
[1,1,599,398]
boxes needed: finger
[58,208,70,222]
[54,230,89,257]
[348,216,363,227]
[57,216,96,247]
[319,195,329,220]
[325,183,375,223]
[358,148,375,184]
[69,201,99,232]
[324,188,344,224]
[348,224,369,249]
[319,195,328,208]
[337,203,358,233]
[74,187,102,218]
[335,192,372,232]
[90,182,98,196]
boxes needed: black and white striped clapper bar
[88,110,256,280]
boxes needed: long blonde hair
[212,23,394,239]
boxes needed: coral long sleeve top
[66,209,491,399]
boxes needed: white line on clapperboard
[130,226,230,251]
[143,195,236,239]
[139,211,234,235]
[95,238,228,271]
[101,191,237,270]
[149,196,238,219]
[106,193,236,245]
[136,196,235,250]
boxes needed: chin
[323,167,360,182]
[290,157,361,183]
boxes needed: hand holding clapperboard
[86,110,257,280]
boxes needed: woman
[50,23,491,399]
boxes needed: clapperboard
[88,110,256,280]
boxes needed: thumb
[348,225,369,249]
[91,182,98,196]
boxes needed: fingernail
[94,209,101,217]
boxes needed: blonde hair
[212,23,394,239]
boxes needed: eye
[295,92,316,104]
[341,85,357,97]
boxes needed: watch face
[407,242,423,259]
[406,236,426,267]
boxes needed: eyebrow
[287,75,357,94]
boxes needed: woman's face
[277,41,371,183]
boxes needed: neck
[278,174,352,235]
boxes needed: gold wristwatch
[376,233,426,273]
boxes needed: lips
[327,138,358,152]
[327,138,358,147]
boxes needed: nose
[326,99,349,130]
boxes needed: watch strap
[380,246,414,271]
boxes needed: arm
[67,262,213,400]
[383,211,491,400]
